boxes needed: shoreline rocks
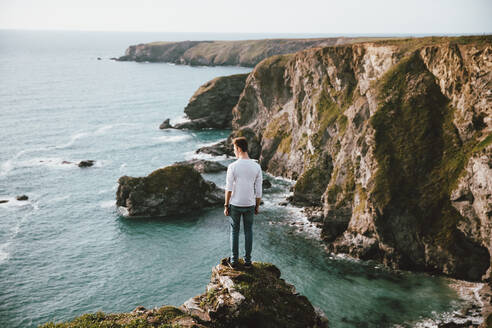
[159,118,172,129]
[116,162,224,217]
[173,74,248,130]
[40,258,328,328]
[174,159,227,173]
[16,195,28,201]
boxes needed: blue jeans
[228,205,255,264]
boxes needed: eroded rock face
[174,74,248,130]
[230,36,492,281]
[116,162,224,217]
[40,259,328,328]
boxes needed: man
[224,137,262,268]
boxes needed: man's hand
[254,206,259,215]
[224,207,230,217]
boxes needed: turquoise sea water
[0,30,466,328]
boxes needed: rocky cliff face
[174,74,248,129]
[231,36,492,281]
[40,259,328,328]
[117,37,394,67]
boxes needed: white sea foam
[0,198,38,265]
[183,151,230,161]
[0,149,31,176]
[99,200,115,208]
[55,131,89,149]
[0,243,10,264]
[153,135,192,143]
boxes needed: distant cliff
[117,37,396,67]
[229,35,492,282]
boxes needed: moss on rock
[370,51,490,279]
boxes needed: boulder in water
[159,118,173,129]
[174,159,227,173]
[116,162,224,217]
[16,195,28,201]
[78,160,95,167]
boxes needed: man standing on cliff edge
[224,137,262,269]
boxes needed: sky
[0,0,491,35]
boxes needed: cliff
[174,73,248,129]
[229,35,492,282]
[116,37,397,67]
[40,259,328,328]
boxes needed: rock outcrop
[116,37,395,67]
[40,259,328,328]
[174,159,227,173]
[227,35,492,281]
[174,74,248,130]
[116,162,224,217]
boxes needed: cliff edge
[40,259,328,328]
[229,35,492,282]
[117,37,397,67]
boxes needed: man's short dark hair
[233,137,248,153]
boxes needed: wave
[55,123,139,149]
[183,151,230,161]
[99,200,115,209]
[0,198,38,265]
[0,242,10,264]
[153,135,192,143]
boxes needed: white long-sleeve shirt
[225,158,262,207]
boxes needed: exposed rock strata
[116,162,224,217]
[117,37,395,67]
[174,74,248,130]
[228,36,492,281]
[40,259,328,328]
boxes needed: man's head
[232,137,248,156]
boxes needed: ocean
[0,29,472,327]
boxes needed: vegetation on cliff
[229,35,491,281]
[40,259,328,328]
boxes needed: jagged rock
[78,160,95,167]
[229,35,492,281]
[263,179,272,189]
[173,74,248,130]
[159,118,173,129]
[116,162,224,217]
[0,200,8,204]
[174,159,227,173]
[16,195,28,201]
[40,259,328,328]
[180,258,329,328]
[196,140,234,157]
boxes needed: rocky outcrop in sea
[116,161,224,217]
[40,258,328,328]
[174,74,248,130]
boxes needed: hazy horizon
[0,0,491,35]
